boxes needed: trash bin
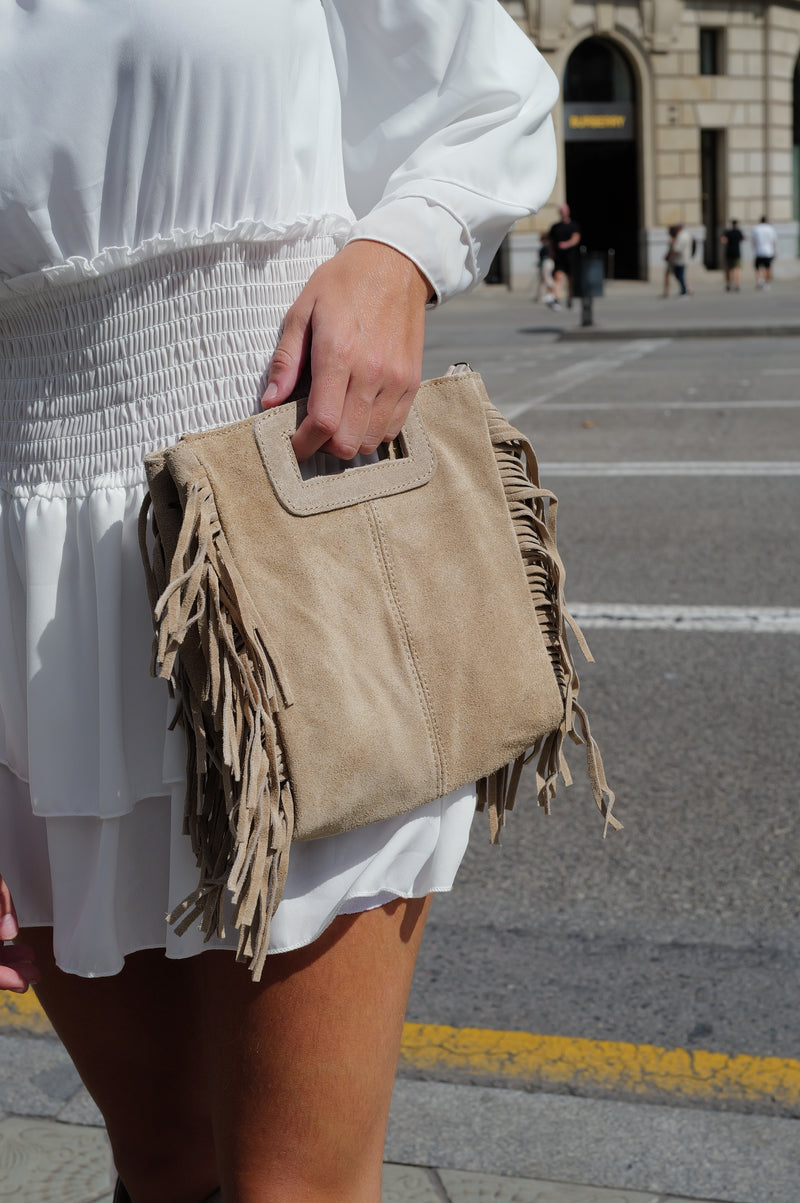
[573,250,604,326]
[573,252,605,298]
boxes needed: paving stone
[387,1080,800,1203]
[0,1115,113,1202]
[31,1063,85,1104]
[439,1170,661,1202]
[0,1035,82,1119]
[383,1163,446,1201]
[57,1088,105,1128]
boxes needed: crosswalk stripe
[538,399,800,410]
[569,604,800,633]
[542,461,800,476]
[503,339,671,418]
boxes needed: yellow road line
[4,997,798,1114]
[400,1023,800,1113]
[0,991,53,1035]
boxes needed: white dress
[0,0,558,976]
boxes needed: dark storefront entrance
[700,129,725,270]
[563,39,641,279]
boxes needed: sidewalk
[2,1018,799,1203]
[466,271,800,340]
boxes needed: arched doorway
[563,38,640,278]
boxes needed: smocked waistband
[0,238,335,494]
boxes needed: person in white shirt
[664,224,694,296]
[752,215,777,289]
[0,3,559,1200]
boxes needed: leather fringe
[476,399,619,841]
[139,484,294,981]
[137,381,618,980]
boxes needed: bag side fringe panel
[476,399,618,840]
[139,483,294,981]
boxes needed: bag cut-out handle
[253,398,437,516]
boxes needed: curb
[7,998,800,1118]
[399,1023,800,1117]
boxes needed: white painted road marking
[543,461,800,476]
[570,604,800,634]
[539,399,800,410]
[504,339,671,419]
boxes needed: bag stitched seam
[364,500,446,796]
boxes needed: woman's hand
[261,240,431,462]
[0,874,40,993]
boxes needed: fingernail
[0,913,17,939]
[262,382,279,405]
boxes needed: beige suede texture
[146,371,564,843]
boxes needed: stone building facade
[501,0,800,282]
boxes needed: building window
[699,28,724,76]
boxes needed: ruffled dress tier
[0,0,558,976]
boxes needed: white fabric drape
[0,0,557,301]
[0,1,558,976]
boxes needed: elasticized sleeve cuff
[344,183,537,306]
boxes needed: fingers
[380,386,420,447]
[262,241,430,463]
[290,340,350,462]
[261,297,313,410]
[351,362,420,455]
[292,351,419,463]
[0,874,41,992]
[0,873,18,941]
[0,943,41,993]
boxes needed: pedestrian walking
[661,225,677,297]
[0,4,560,1202]
[662,224,693,297]
[536,235,557,306]
[720,219,744,291]
[547,203,581,308]
[752,215,777,289]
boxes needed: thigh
[20,927,218,1203]
[196,896,431,1203]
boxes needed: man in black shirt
[546,204,581,309]
[720,219,744,292]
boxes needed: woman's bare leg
[22,893,430,1203]
[196,896,431,1203]
[19,928,219,1203]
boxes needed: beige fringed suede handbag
[139,366,617,979]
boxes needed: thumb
[261,298,313,409]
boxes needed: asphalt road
[409,293,800,1071]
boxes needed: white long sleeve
[0,0,557,302]
[325,0,558,301]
